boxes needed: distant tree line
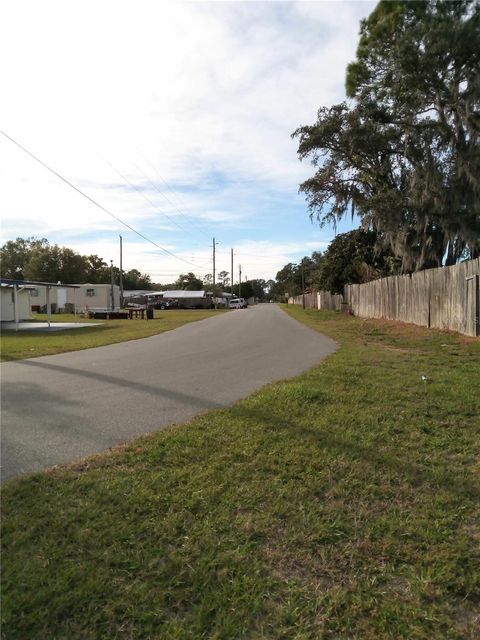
[173,271,272,300]
[0,237,153,289]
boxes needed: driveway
[1,304,336,481]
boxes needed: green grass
[2,308,479,639]
[0,310,225,361]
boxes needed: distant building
[146,290,212,309]
[122,290,153,306]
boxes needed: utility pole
[119,235,124,308]
[110,260,115,311]
[301,262,306,309]
[212,238,219,309]
[212,237,216,287]
[239,264,242,298]
[231,248,234,294]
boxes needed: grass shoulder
[2,309,479,638]
[1,309,226,361]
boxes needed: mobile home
[30,283,121,313]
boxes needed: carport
[0,279,80,331]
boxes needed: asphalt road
[1,304,337,481]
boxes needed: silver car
[229,298,247,309]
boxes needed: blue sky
[0,0,375,285]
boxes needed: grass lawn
[2,308,479,639]
[0,309,225,361]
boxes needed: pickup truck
[153,299,179,310]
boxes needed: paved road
[1,304,336,481]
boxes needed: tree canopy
[175,273,204,291]
[269,229,400,298]
[293,0,480,271]
[269,253,325,300]
[217,270,230,288]
[0,237,152,289]
[316,229,400,294]
[121,269,152,290]
[231,279,269,301]
[0,237,49,280]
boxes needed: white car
[229,298,247,309]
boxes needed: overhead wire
[0,130,204,270]
[123,159,215,271]
[103,146,217,277]
[137,152,212,240]
[106,160,207,253]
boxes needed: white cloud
[1,0,376,282]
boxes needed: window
[85,288,96,297]
[30,288,39,297]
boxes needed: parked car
[154,299,178,310]
[229,298,247,309]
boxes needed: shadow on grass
[230,404,480,501]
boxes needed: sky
[0,0,376,286]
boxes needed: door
[57,288,67,312]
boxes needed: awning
[1,279,80,331]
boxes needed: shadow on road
[10,358,225,411]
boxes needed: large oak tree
[294,0,480,271]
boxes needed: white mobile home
[30,283,121,313]
[67,284,121,312]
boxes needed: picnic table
[128,307,146,319]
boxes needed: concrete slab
[1,322,102,332]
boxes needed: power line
[0,130,201,269]
[106,160,206,251]
[137,153,212,240]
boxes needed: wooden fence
[317,291,344,311]
[288,291,343,311]
[344,258,479,337]
[287,258,479,337]
[288,292,317,309]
